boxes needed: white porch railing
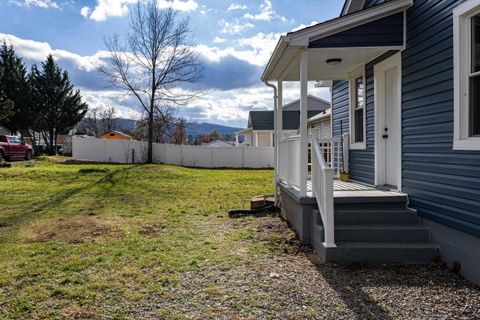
[318,137,342,175]
[311,134,336,248]
[278,135,301,189]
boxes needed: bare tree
[83,106,117,137]
[83,108,101,137]
[99,0,201,163]
[100,106,116,134]
[131,104,176,143]
[170,118,187,145]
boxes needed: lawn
[0,161,276,319]
[0,160,479,319]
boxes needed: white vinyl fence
[72,136,274,168]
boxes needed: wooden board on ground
[250,194,274,210]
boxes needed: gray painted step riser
[334,212,419,225]
[334,195,408,204]
[334,228,430,243]
[313,226,430,243]
[325,248,439,264]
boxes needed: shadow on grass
[0,166,138,237]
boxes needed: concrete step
[334,225,431,243]
[334,209,419,225]
[326,242,440,263]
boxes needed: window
[454,0,480,149]
[350,72,366,149]
[0,136,7,143]
[7,137,21,144]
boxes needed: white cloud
[0,33,107,73]
[219,19,254,35]
[212,37,225,44]
[197,32,281,67]
[157,0,198,11]
[0,33,331,127]
[9,0,59,9]
[243,0,286,22]
[227,3,247,11]
[81,0,198,22]
[80,6,91,18]
[291,21,319,32]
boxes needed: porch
[262,0,440,263]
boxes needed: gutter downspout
[264,81,279,206]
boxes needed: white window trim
[349,68,367,150]
[454,0,480,150]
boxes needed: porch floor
[305,179,405,199]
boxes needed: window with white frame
[350,72,366,149]
[454,0,480,150]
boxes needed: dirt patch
[25,215,125,244]
[255,218,303,255]
[139,222,164,237]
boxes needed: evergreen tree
[31,55,88,155]
[0,42,30,133]
[0,66,14,124]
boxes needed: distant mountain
[114,118,137,133]
[77,117,243,138]
[186,122,243,137]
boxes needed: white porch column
[235,134,239,147]
[299,49,308,197]
[254,131,258,147]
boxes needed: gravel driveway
[132,214,480,319]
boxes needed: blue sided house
[262,0,480,285]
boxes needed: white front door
[374,53,402,190]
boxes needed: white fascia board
[236,128,253,135]
[261,36,290,82]
[289,0,413,46]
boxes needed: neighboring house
[308,109,332,138]
[100,131,131,140]
[262,0,480,285]
[236,95,330,147]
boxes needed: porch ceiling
[272,47,391,81]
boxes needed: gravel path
[132,214,480,320]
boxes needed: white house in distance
[236,95,330,147]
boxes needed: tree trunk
[48,129,56,155]
[147,107,154,164]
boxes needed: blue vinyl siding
[401,0,480,238]
[332,80,349,138]
[309,13,403,48]
[363,0,386,9]
[331,0,480,237]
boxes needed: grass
[0,160,274,319]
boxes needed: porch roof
[261,0,412,82]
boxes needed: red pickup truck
[0,134,33,161]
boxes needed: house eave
[289,0,413,46]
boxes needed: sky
[0,0,344,128]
